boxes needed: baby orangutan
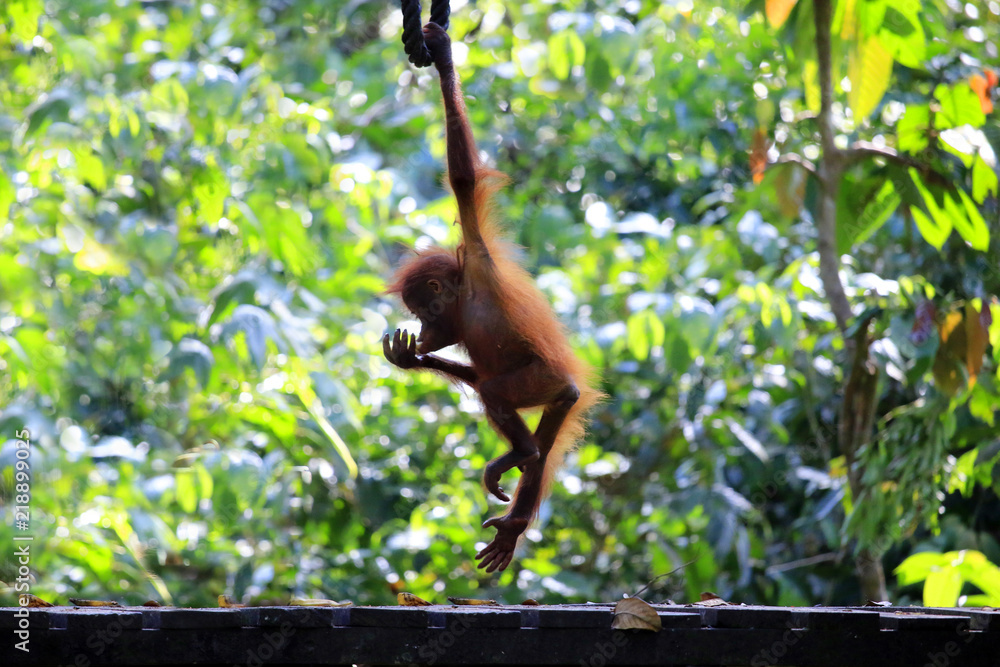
[383,23,600,573]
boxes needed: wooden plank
[536,606,613,628]
[0,608,50,629]
[707,606,795,629]
[0,606,997,666]
[61,609,144,632]
[0,624,997,666]
[793,608,882,634]
[656,612,702,629]
[156,608,248,629]
[884,606,1000,632]
[255,606,348,628]
[348,606,428,628]
[428,608,522,629]
[879,612,972,632]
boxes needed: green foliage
[0,0,998,608]
[896,550,1000,606]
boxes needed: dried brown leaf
[693,592,730,607]
[750,128,770,185]
[966,302,989,386]
[612,597,662,632]
[934,310,967,395]
[447,597,500,606]
[397,592,432,607]
[23,594,54,608]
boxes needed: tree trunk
[812,0,887,603]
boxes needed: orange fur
[385,247,460,299]
[465,166,603,516]
[388,166,601,518]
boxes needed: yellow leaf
[802,60,820,112]
[849,36,892,122]
[765,0,798,28]
[835,0,858,39]
[924,568,962,607]
[74,237,129,276]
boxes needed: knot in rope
[400,0,450,67]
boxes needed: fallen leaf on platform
[290,598,353,607]
[23,595,54,608]
[693,592,730,607]
[612,597,662,631]
[70,599,121,607]
[397,592,432,606]
[521,599,540,606]
[448,597,500,606]
[693,598,729,607]
[218,595,244,608]
[142,600,163,607]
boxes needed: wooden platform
[2,603,998,666]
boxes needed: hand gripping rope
[399,0,451,67]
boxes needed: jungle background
[2,0,1000,608]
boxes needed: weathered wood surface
[2,603,998,666]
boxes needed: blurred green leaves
[896,550,1000,607]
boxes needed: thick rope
[400,0,450,67]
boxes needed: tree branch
[814,0,837,159]
[844,141,950,186]
[774,153,818,176]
